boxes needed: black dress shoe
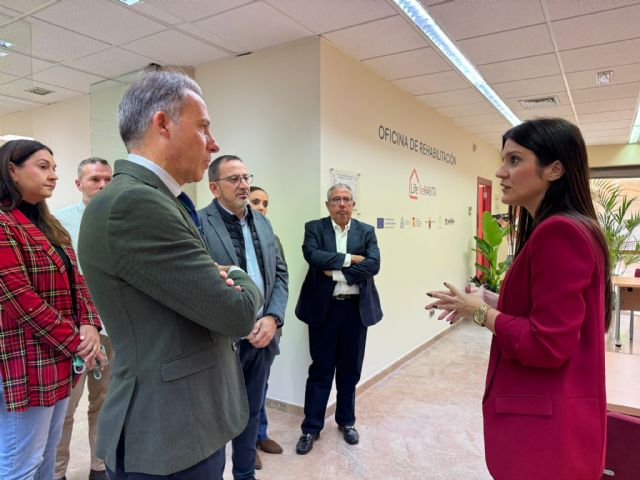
[338,425,359,445]
[295,432,319,455]
[89,469,109,480]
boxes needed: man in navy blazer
[197,155,288,480]
[295,183,382,455]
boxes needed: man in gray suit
[79,71,263,480]
[197,155,288,480]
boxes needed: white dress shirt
[331,219,360,296]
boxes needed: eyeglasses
[213,174,254,185]
[329,196,353,205]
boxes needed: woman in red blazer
[0,140,103,479]
[428,118,611,480]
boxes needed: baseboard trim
[265,322,461,418]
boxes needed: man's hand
[216,264,242,291]
[245,315,277,348]
[76,325,100,367]
[351,254,365,264]
[323,270,333,277]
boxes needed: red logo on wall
[409,168,419,200]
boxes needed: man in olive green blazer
[78,71,263,479]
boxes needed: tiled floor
[64,314,637,480]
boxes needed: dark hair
[502,118,612,330]
[118,70,203,150]
[249,186,266,194]
[208,154,242,182]
[0,139,71,246]
[77,157,110,178]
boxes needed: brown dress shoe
[255,451,263,470]
[257,437,283,454]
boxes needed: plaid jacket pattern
[0,207,100,412]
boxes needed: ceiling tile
[574,97,639,114]
[560,38,640,73]
[478,53,560,83]
[363,48,451,80]
[32,65,104,93]
[453,112,508,127]
[64,47,156,78]
[193,2,312,53]
[437,101,497,117]
[0,50,47,76]
[24,18,110,63]
[266,0,395,34]
[580,120,633,132]
[506,92,572,112]
[132,0,249,23]
[0,70,17,84]
[323,15,425,60]
[392,70,468,95]
[571,82,640,104]
[458,24,554,65]
[551,4,640,51]
[492,75,566,100]
[34,0,166,44]
[545,0,640,20]
[465,122,511,135]
[428,0,544,40]
[1,78,82,103]
[582,127,631,137]
[511,103,576,120]
[0,93,45,112]
[417,87,486,108]
[0,0,52,14]
[579,110,635,124]
[566,63,640,90]
[123,29,229,67]
[585,136,629,145]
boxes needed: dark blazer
[0,207,100,412]
[78,160,263,476]
[197,201,288,354]
[483,216,606,480]
[295,217,382,327]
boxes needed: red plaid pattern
[0,208,100,412]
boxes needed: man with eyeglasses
[197,155,288,480]
[294,183,382,455]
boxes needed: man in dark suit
[78,71,263,480]
[294,183,382,455]
[197,155,288,480]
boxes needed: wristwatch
[269,314,283,328]
[473,303,490,327]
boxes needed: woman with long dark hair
[427,118,610,479]
[0,139,103,479]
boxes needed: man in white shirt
[294,183,383,455]
[55,157,113,480]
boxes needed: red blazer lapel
[9,208,70,291]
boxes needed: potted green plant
[471,211,510,293]
[592,180,640,276]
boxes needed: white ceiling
[0,0,639,149]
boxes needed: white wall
[195,38,322,406]
[0,95,91,211]
[319,40,500,399]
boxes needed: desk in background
[612,276,640,347]
[606,351,640,417]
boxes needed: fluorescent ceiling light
[0,39,13,48]
[630,109,640,144]
[0,52,9,58]
[0,134,35,141]
[392,0,521,127]
[118,0,141,5]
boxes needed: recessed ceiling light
[596,70,613,86]
[0,39,13,48]
[392,0,521,127]
[25,86,54,96]
[0,52,9,58]
[117,0,141,5]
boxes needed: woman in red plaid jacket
[0,139,103,480]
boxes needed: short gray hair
[77,157,110,178]
[118,70,203,150]
[326,183,354,202]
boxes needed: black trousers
[106,431,225,480]
[301,297,368,434]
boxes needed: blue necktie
[177,192,203,235]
